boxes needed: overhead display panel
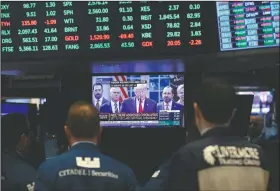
[1,1,218,60]
[216,1,280,51]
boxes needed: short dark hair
[92,83,103,91]
[164,86,174,94]
[193,78,236,124]
[66,101,100,138]
[2,113,29,148]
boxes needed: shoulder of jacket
[103,155,132,172]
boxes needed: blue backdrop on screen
[1,103,29,116]
[91,59,184,74]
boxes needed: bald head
[66,101,100,139]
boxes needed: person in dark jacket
[139,78,270,191]
[1,113,36,191]
[34,101,137,191]
[253,92,279,191]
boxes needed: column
[43,1,59,52]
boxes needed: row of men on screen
[2,78,272,191]
[92,83,184,113]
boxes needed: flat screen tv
[236,90,273,115]
[92,73,184,128]
[1,102,30,116]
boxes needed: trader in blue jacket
[34,101,137,191]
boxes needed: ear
[18,133,30,149]
[64,125,71,139]
[99,126,103,136]
[193,102,198,111]
[193,102,201,118]
[96,126,103,145]
[21,134,29,144]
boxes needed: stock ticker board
[1,1,217,60]
[1,1,279,61]
[216,1,280,51]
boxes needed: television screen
[4,98,47,110]
[92,74,184,128]
[236,91,273,114]
[1,102,30,116]
[216,1,280,51]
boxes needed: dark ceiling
[1,47,279,74]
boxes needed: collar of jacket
[70,142,99,151]
[201,126,232,138]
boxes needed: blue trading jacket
[34,142,137,191]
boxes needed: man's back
[35,142,136,191]
[254,138,279,191]
[2,151,36,191]
[167,127,269,191]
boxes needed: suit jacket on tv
[93,97,109,107]
[100,101,122,114]
[156,101,183,112]
[121,97,157,113]
[157,101,184,127]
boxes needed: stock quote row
[1,1,279,60]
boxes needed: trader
[34,101,137,191]
[100,87,122,113]
[92,83,109,110]
[253,92,279,191]
[121,83,157,113]
[141,78,270,191]
[2,113,36,191]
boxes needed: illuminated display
[1,1,217,60]
[216,1,280,51]
[92,73,185,128]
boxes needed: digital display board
[216,1,280,51]
[1,1,217,60]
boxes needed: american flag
[113,75,129,102]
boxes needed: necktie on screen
[166,104,169,110]
[139,100,143,113]
[114,103,119,113]
[96,100,100,110]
